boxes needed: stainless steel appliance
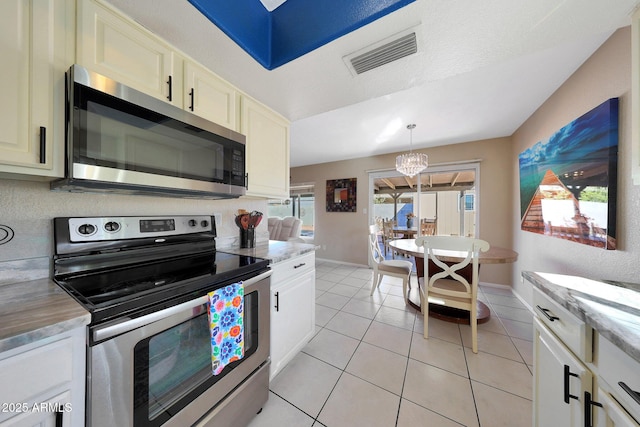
[53,215,271,427]
[51,65,247,199]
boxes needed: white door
[0,0,56,171]
[534,318,592,427]
[77,0,177,104]
[270,269,315,379]
[184,61,238,131]
[241,96,290,199]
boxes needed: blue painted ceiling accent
[187,0,415,70]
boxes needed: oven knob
[78,224,96,235]
[200,220,209,228]
[188,219,197,227]
[104,221,120,232]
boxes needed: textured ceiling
[186,0,414,69]
[103,0,640,167]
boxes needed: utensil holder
[240,228,255,248]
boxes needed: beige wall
[291,136,514,286]
[292,27,640,296]
[511,27,640,304]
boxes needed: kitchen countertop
[220,240,318,264]
[0,278,90,354]
[523,271,640,364]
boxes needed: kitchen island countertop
[220,240,317,264]
[523,271,640,364]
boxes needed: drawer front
[598,335,640,422]
[596,385,640,426]
[533,288,592,361]
[0,337,73,404]
[270,252,315,284]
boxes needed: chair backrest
[421,220,436,236]
[269,216,302,241]
[268,217,282,239]
[382,220,395,240]
[280,216,302,239]
[368,226,383,265]
[415,236,489,298]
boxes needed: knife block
[239,228,255,248]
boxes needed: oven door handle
[93,269,272,342]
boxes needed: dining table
[389,238,518,324]
[391,226,418,238]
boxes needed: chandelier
[396,124,428,177]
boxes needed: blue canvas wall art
[519,98,618,249]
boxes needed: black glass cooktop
[55,250,268,324]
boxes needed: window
[267,184,315,237]
[464,193,475,211]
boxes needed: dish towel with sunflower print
[208,282,244,375]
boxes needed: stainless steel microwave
[51,64,246,199]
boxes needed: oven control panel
[67,215,214,242]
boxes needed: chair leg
[402,276,408,305]
[422,294,429,339]
[370,271,381,295]
[471,304,478,354]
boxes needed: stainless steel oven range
[53,215,271,427]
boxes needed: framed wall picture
[519,98,619,249]
[326,178,357,212]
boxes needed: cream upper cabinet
[184,61,238,131]
[241,96,290,199]
[0,0,70,178]
[77,0,181,107]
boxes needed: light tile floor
[248,259,533,427]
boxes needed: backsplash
[0,178,268,264]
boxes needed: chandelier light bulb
[396,124,428,177]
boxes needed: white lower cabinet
[269,252,315,380]
[532,285,640,427]
[0,390,71,427]
[0,328,85,427]
[595,385,640,427]
[534,317,592,427]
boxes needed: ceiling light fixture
[396,124,428,177]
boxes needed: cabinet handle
[564,364,579,404]
[584,391,602,427]
[189,88,194,111]
[619,382,640,406]
[294,263,306,269]
[274,291,279,312]
[536,305,559,322]
[39,126,46,164]
[55,409,63,427]
[166,75,172,101]
[245,173,249,190]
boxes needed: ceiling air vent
[344,27,419,75]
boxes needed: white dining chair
[415,235,489,353]
[368,225,413,299]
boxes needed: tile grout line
[308,261,534,426]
